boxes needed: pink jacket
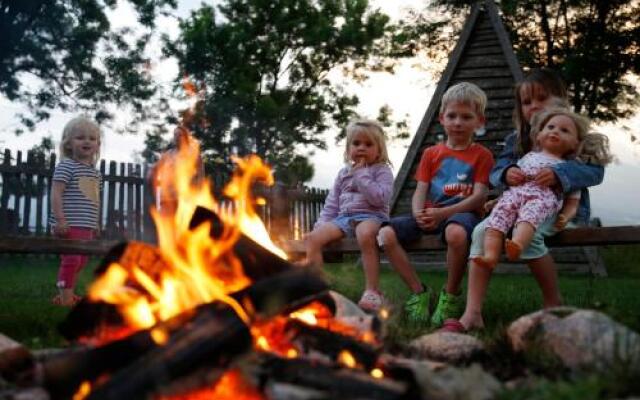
[315,163,394,227]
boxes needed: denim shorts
[384,212,480,245]
[469,214,561,260]
[331,213,388,238]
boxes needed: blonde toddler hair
[343,120,390,165]
[59,116,101,165]
[440,82,487,116]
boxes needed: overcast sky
[1,0,638,225]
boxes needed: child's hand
[483,198,498,213]
[554,213,569,230]
[505,167,526,186]
[534,168,559,188]
[54,221,69,236]
[351,157,367,171]
[420,208,444,230]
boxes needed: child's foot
[430,287,465,328]
[505,239,522,261]
[52,290,81,307]
[470,256,496,270]
[358,289,385,312]
[404,285,434,324]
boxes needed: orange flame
[88,132,285,330]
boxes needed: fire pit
[1,133,419,399]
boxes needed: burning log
[60,214,308,342]
[286,320,380,371]
[84,304,249,400]
[257,354,410,400]
[12,270,328,399]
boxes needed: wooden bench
[1,225,639,257]
[280,225,640,255]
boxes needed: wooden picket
[0,149,329,247]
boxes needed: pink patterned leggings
[486,188,560,234]
[57,227,95,289]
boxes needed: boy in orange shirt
[363,82,494,327]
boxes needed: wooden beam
[1,225,639,256]
[0,236,120,255]
[282,225,640,255]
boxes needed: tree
[409,0,640,122]
[0,0,177,133]
[162,0,397,176]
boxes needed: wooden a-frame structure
[391,0,522,215]
[389,0,606,275]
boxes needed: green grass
[0,245,638,349]
[0,255,99,348]
[326,252,640,345]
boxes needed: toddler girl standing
[304,120,393,308]
[51,117,102,306]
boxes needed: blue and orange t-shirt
[415,143,494,210]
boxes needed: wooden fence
[0,149,328,243]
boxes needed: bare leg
[506,221,536,261]
[443,223,468,295]
[355,220,382,291]
[458,259,491,330]
[474,228,503,269]
[378,226,423,293]
[528,254,563,308]
[304,223,344,268]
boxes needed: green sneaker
[430,287,465,328]
[404,285,434,324]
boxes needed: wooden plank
[13,151,23,235]
[281,226,640,255]
[46,153,56,235]
[127,163,135,239]
[0,236,120,255]
[118,163,126,234]
[22,151,34,234]
[35,153,45,235]
[105,161,117,238]
[135,164,143,240]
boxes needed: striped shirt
[50,159,101,229]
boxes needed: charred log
[21,270,328,399]
[258,355,409,400]
[286,320,380,370]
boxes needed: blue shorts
[384,212,481,245]
[331,213,388,238]
[469,214,561,260]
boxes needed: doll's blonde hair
[576,132,613,166]
[59,116,101,165]
[343,120,390,165]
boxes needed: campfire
[1,133,419,399]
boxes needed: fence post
[269,181,291,242]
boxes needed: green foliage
[163,0,393,175]
[417,0,640,123]
[0,0,177,132]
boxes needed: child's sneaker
[358,289,385,312]
[430,287,465,328]
[404,285,434,324]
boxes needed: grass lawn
[1,245,639,349]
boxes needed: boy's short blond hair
[440,82,487,116]
[343,119,390,165]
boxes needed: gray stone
[507,307,640,373]
[409,332,485,363]
[409,363,501,400]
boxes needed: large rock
[409,332,485,363]
[400,359,501,400]
[507,307,640,373]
